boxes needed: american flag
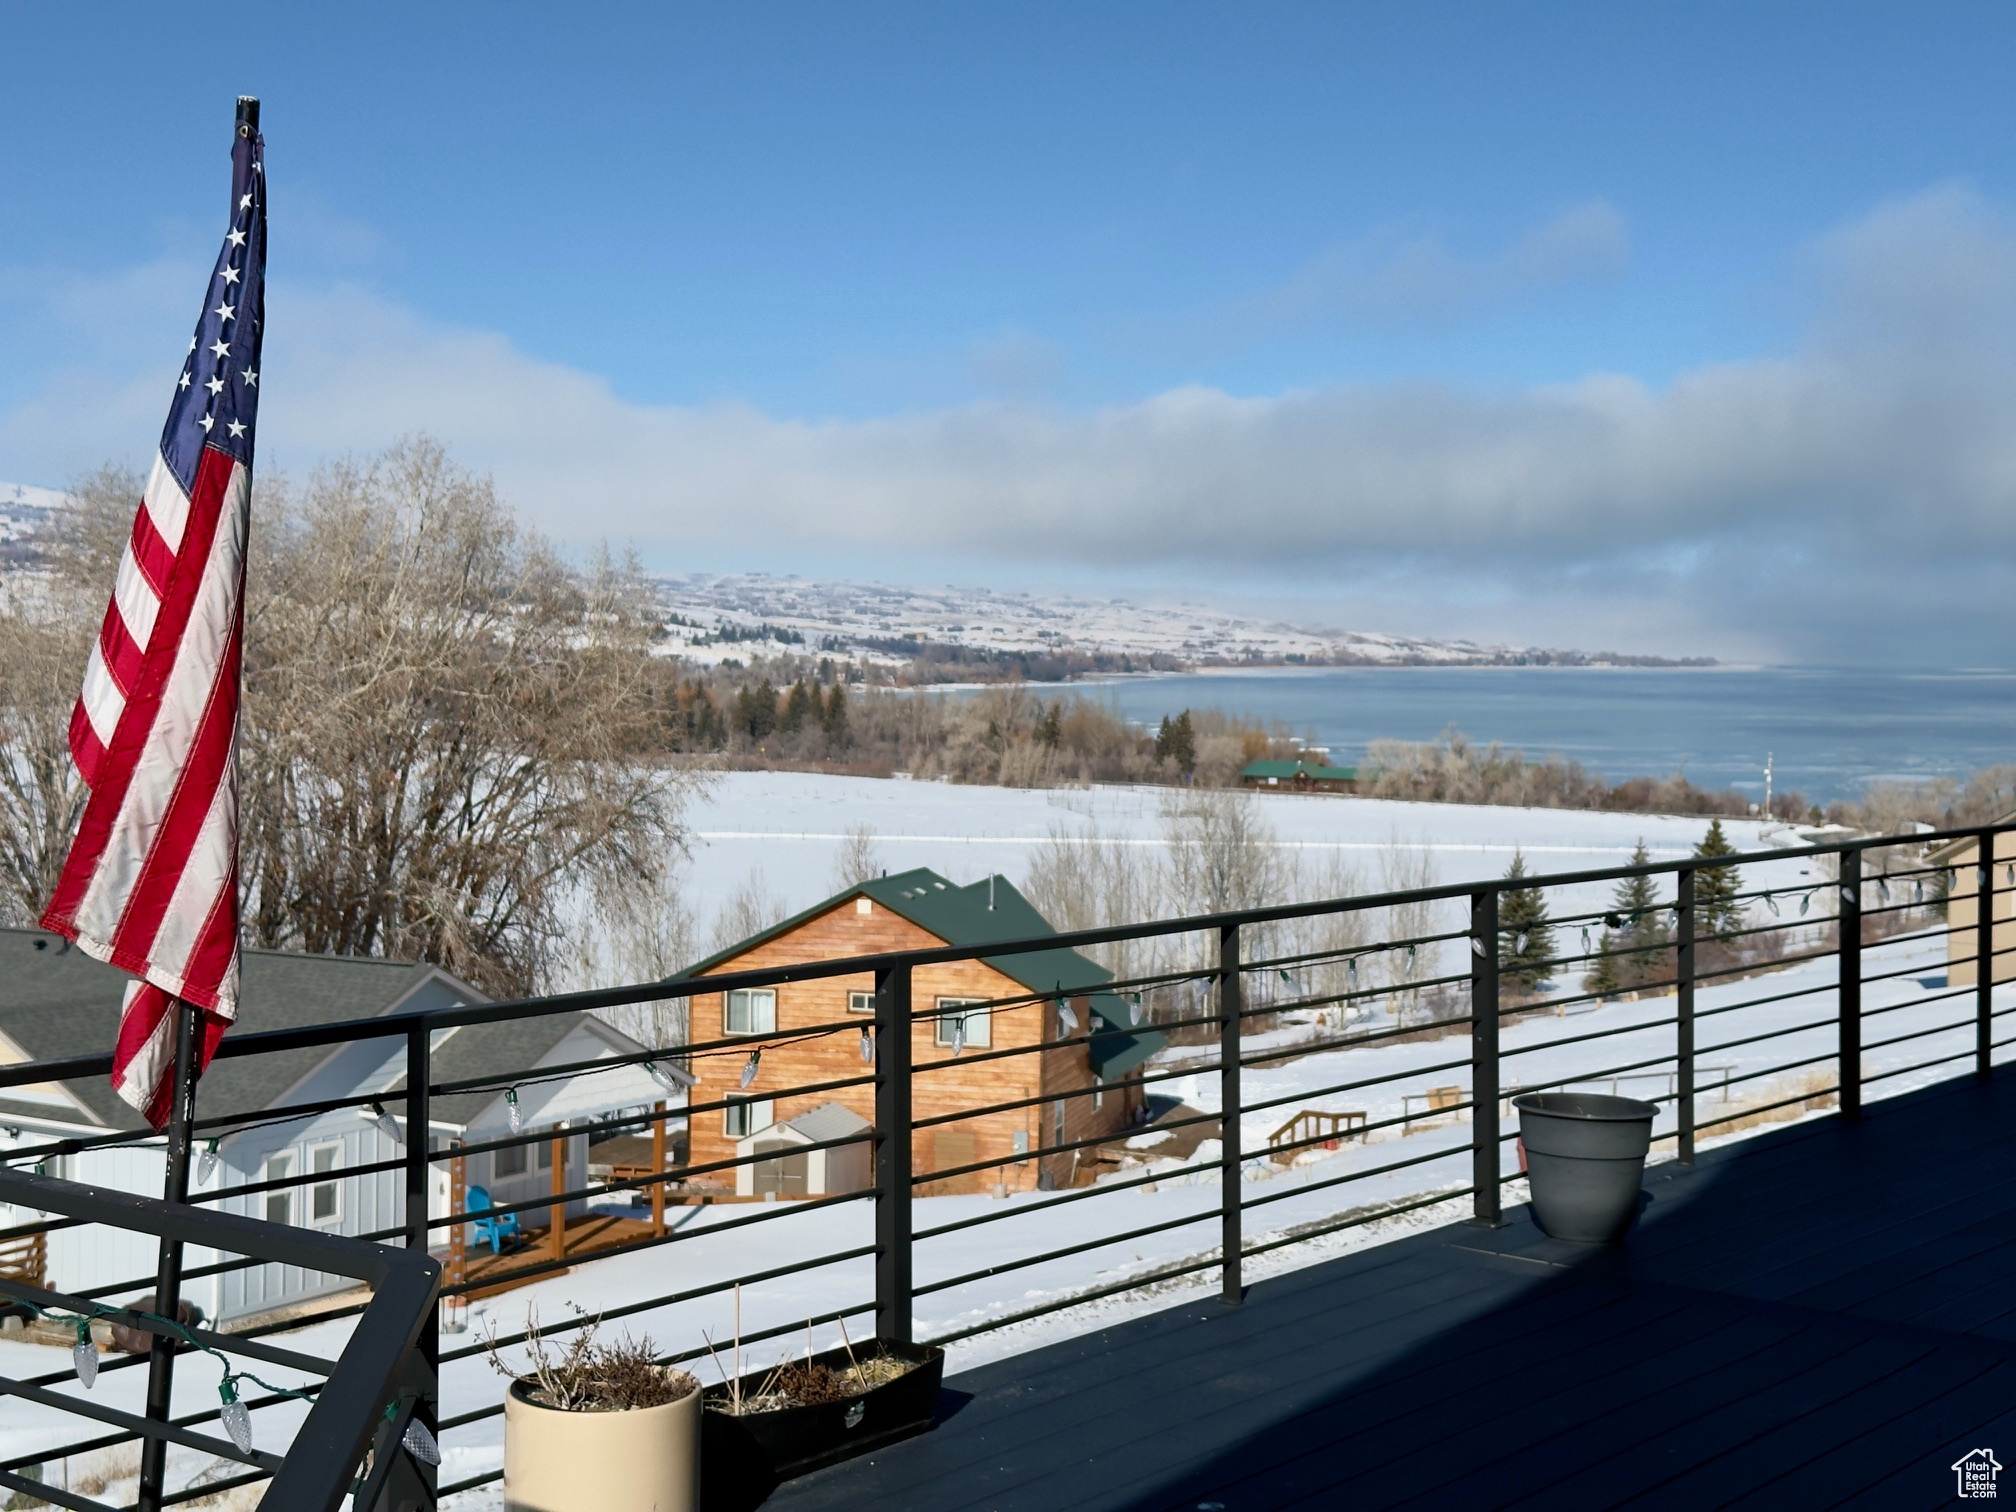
[40,110,266,1129]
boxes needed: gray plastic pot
[1513,1092,1658,1243]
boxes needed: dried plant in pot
[487,1309,701,1512]
[699,1312,944,1512]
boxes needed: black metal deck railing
[0,1165,437,1512]
[0,821,2009,1508]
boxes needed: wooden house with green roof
[682,868,1163,1197]
[1239,758,1361,793]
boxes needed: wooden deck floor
[445,1213,657,1298]
[771,1065,2016,1511]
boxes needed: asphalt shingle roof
[0,928,604,1132]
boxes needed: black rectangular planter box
[700,1339,943,1511]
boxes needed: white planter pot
[503,1378,700,1512]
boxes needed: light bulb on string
[950,1018,965,1056]
[196,1139,220,1186]
[505,1087,522,1132]
[401,1416,442,1467]
[740,1051,760,1090]
[1766,895,1781,917]
[1056,1001,1078,1035]
[1346,958,1358,983]
[367,1103,402,1146]
[1877,879,1891,904]
[1915,881,1925,905]
[645,1060,695,1094]
[72,1319,97,1389]
[219,1374,253,1456]
[1277,969,1292,985]
[1580,927,1591,952]
[859,1027,874,1063]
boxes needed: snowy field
[664,771,1826,949]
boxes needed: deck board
[765,1066,2016,1511]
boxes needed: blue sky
[6,4,2016,662]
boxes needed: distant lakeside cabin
[1239,758,1361,794]
[1926,821,2016,986]
[681,868,1164,1198]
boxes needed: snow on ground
[0,776,1938,1501]
[670,771,1820,942]
[5,918,1993,1505]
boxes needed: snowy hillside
[0,481,63,567]
[655,571,1698,671]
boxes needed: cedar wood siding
[1938,829,2016,986]
[686,897,1139,1195]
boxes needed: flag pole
[137,94,259,1512]
[136,998,202,1510]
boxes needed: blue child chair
[467,1185,520,1254]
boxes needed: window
[725,988,776,1035]
[933,998,990,1048]
[262,1153,294,1226]
[536,1133,554,1170]
[1051,1101,1066,1148]
[855,897,873,915]
[307,1143,342,1225]
[724,1099,774,1139]
[1093,1078,1104,1114]
[494,1141,528,1178]
[847,990,875,1015]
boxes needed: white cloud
[6,186,2016,662]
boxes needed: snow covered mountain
[655,571,1705,671]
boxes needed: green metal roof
[681,867,1164,1078]
[1239,759,1360,782]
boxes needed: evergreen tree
[1585,931,1622,998]
[1036,701,1063,750]
[778,678,817,735]
[822,684,851,752]
[1606,841,1670,987]
[1155,710,1198,777]
[1691,819,1744,938]
[735,680,778,742]
[1498,850,1556,992]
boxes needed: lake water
[1085,666,2016,805]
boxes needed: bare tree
[226,440,694,997]
[0,466,145,926]
[1280,850,1371,1026]
[1022,820,1163,990]
[1377,844,1441,1021]
[574,859,700,1052]
[1159,787,1285,918]
[707,868,789,957]
[826,823,885,893]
